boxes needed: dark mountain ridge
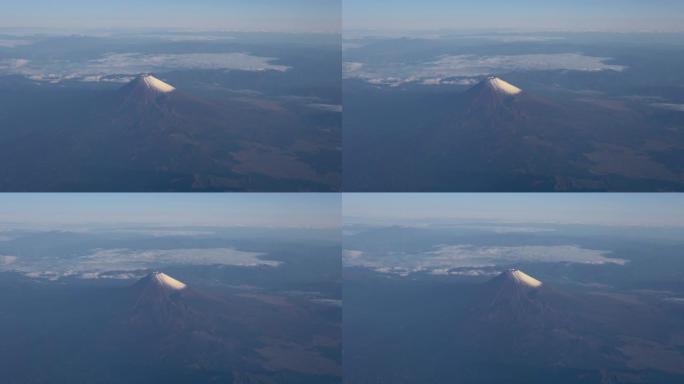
[344,76,684,191]
[0,74,340,191]
[456,269,684,382]
[0,272,341,383]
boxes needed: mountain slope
[344,265,684,384]
[457,270,684,381]
[100,272,340,383]
[461,76,524,114]
[0,74,340,191]
[344,75,684,191]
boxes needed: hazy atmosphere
[2,0,340,32]
[0,194,341,383]
[344,194,684,383]
[344,0,684,32]
[2,0,684,383]
[0,8,341,191]
[343,193,684,227]
[0,193,340,228]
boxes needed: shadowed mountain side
[344,268,684,384]
[457,270,684,381]
[0,272,341,384]
[0,75,340,191]
[344,77,684,191]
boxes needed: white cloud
[1,247,280,281]
[430,268,498,277]
[91,52,289,73]
[460,225,556,234]
[0,52,289,83]
[345,32,567,42]
[25,271,62,281]
[106,229,217,237]
[81,248,279,269]
[312,298,342,307]
[135,33,237,42]
[651,103,684,112]
[342,41,367,51]
[0,255,17,265]
[343,62,364,73]
[307,103,342,113]
[0,39,32,47]
[468,34,566,43]
[0,58,29,70]
[429,244,626,265]
[344,53,626,86]
[344,244,626,276]
[342,249,364,260]
[78,271,141,280]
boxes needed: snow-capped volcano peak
[503,269,542,288]
[150,272,187,290]
[118,75,176,102]
[139,75,175,93]
[483,76,522,95]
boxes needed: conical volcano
[119,74,176,100]
[117,75,184,112]
[127,271,197,330]
[475,269,553,320]
[461,76,525,114]
[450,268,678,376]
[135,271,187,291]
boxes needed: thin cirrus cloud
[343,245,627,277]
[0,52,289,83]
[344,53,625,86]
[1,247,280,281]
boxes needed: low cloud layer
[307,103,343,113]
[105,228,218,238]
[0,39,32,47]
[651,103,684,112]
[344,53,625,86]
[0,255,17,265]
[2,247,279,281]
[344,244,626,276]
[0,52,289,83]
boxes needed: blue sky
[344,0,684,32]
[0,194,340,228]
[5,1,680,34]
[344,194,684,227]
[0,0,340,32]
